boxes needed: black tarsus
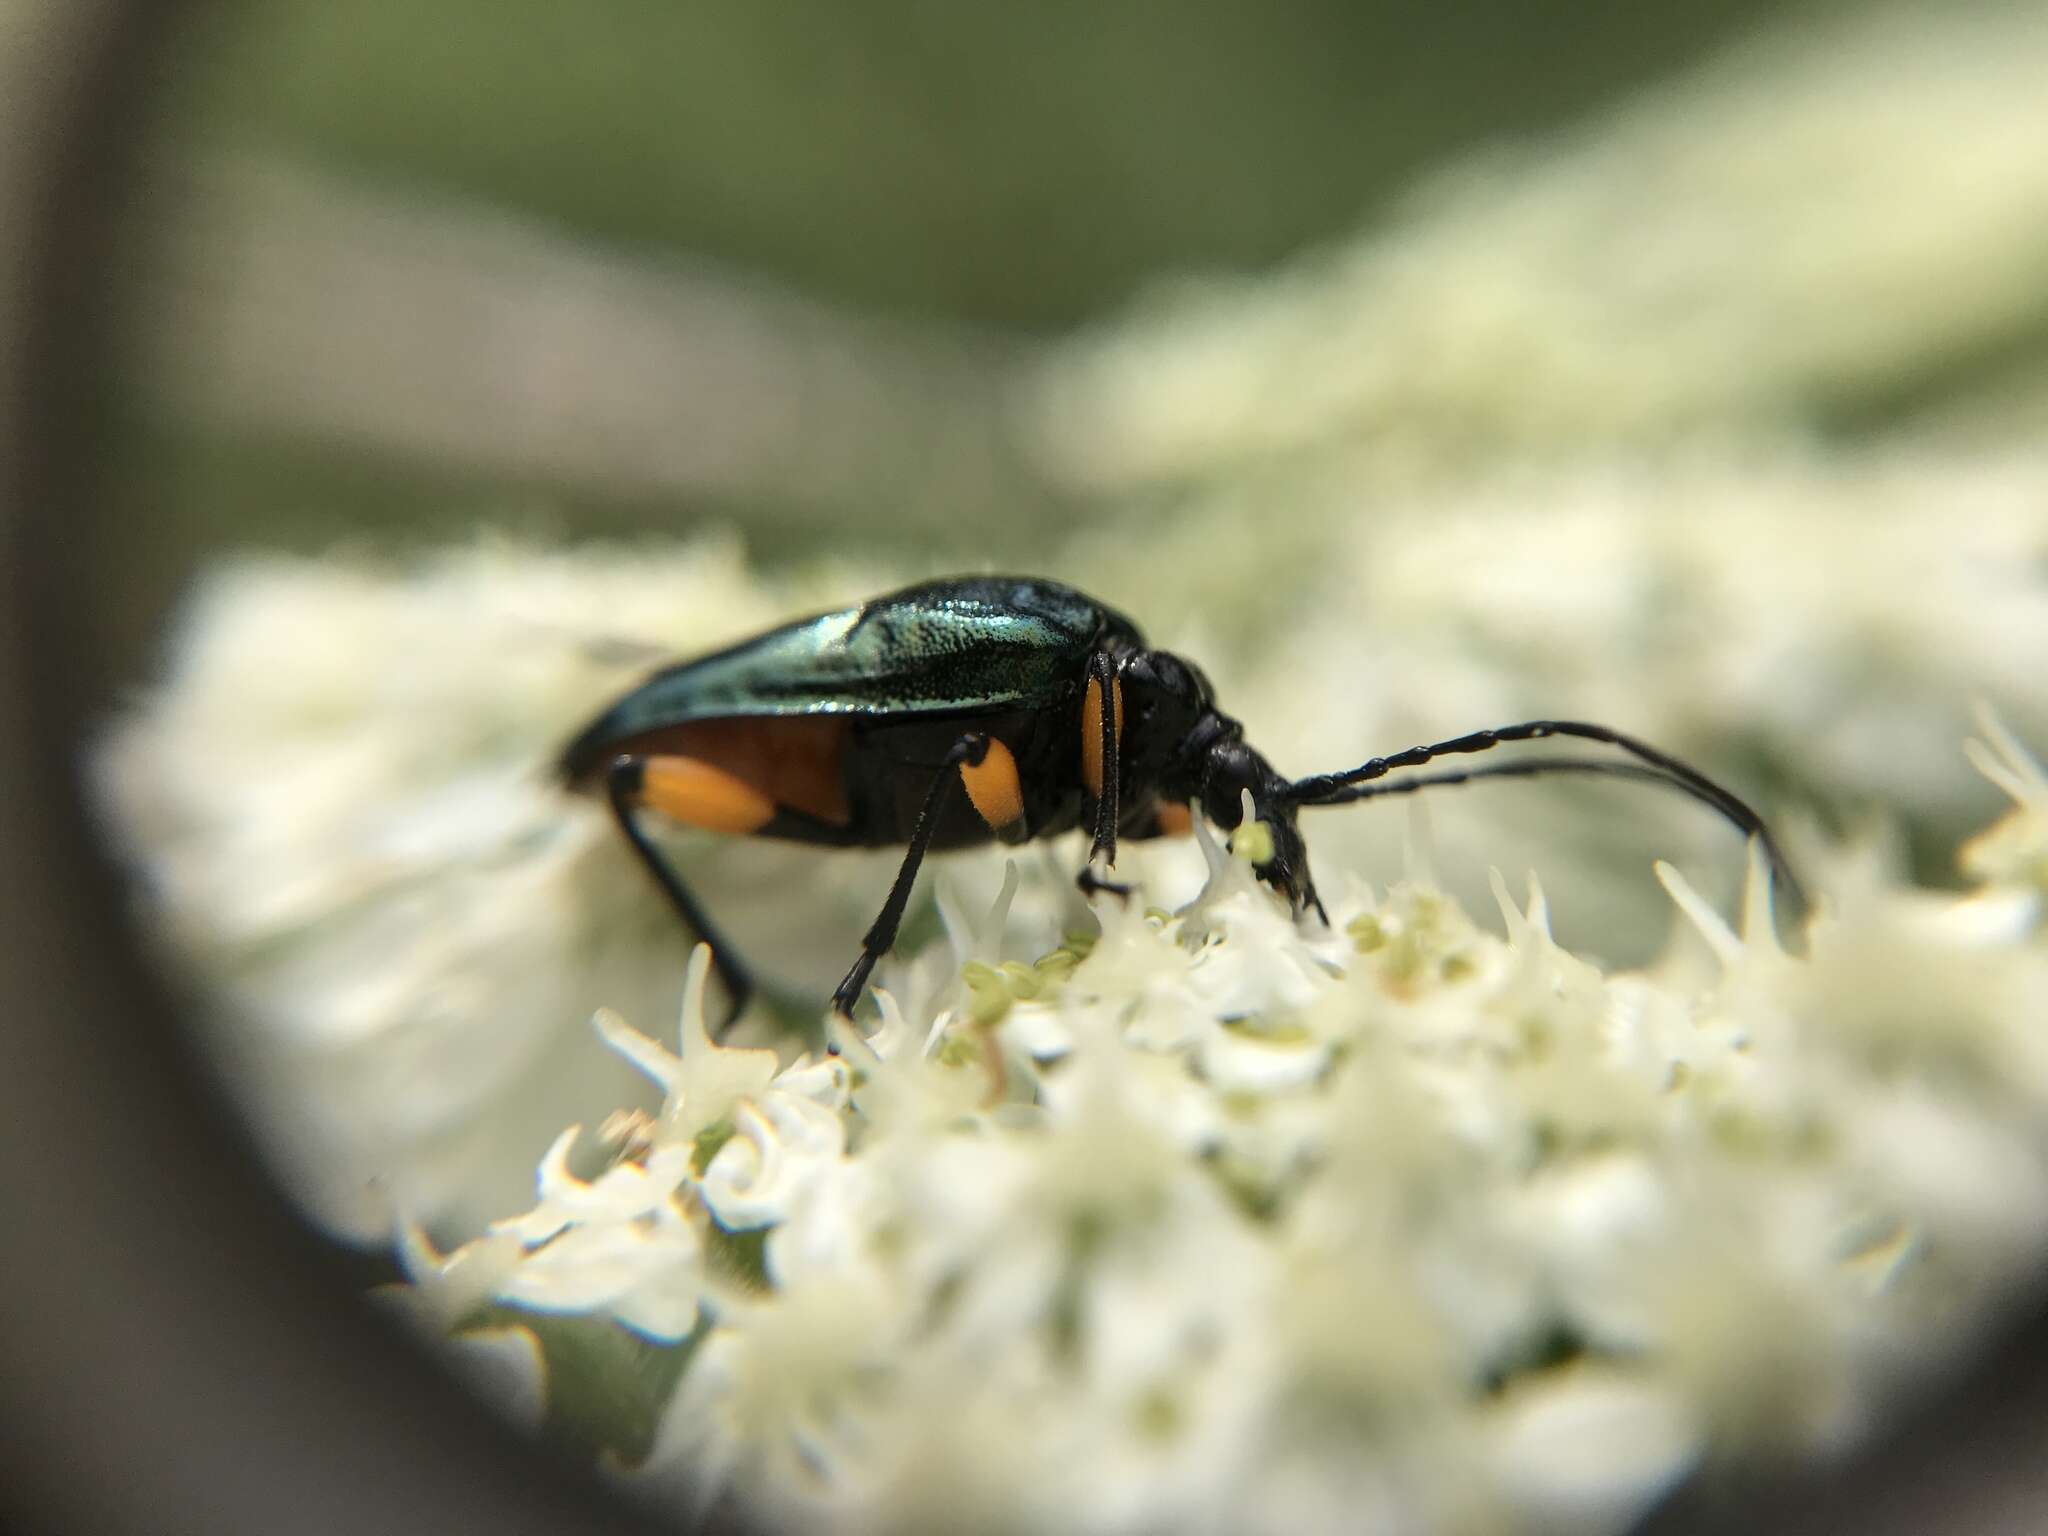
[829,731,992,1019]
[1286,720,1803,910]
[1076,862,1134,901]
[606,755,757,1035]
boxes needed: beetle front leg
[1073,648,1134,905]
[1075,862,1133,902]
[830,731,994,1019]
[1083,649,1123,869]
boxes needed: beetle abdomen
[574,715,855,829]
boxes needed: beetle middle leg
[830,730,998,1019]
[605,754,760,1034]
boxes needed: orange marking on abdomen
[622,716,853,826]
[1081,675,1125,801]
[961,737,1025,831]
[639,755,777,834]
[1155,801,1194,837]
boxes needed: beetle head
[1198,735,1324,923]
[1120,647,1324,922]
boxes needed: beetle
[560,574,1798,1028]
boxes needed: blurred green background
[95,0,1795,666]
[160,1,1778,327]
[80,0,2048,901]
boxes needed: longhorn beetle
[561,575,1798,1027]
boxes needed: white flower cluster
[1099,446,2048,966]
[96,442,2046,1251]
[401,723,2048,1536]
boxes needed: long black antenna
[1286,720,1803,911]
[1305,755,1690,800]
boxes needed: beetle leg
[1083,649,1124,871]
[605,755,757,1035]
[830,731,991,1019]
[1075,862,1133,902]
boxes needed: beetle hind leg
[605,755,759,1035]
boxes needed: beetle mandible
[561,575,1798,1028]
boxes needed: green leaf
[467,1304,707,1467]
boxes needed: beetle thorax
[1115,647,1222,798]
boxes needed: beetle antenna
[1299,756,1788,859]
[1287,721,1802,910]
[1304,755,1689,801]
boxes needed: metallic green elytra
[562,574,1799,1033]
[562,578,1139,758]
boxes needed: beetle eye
[1201,745,1256,828]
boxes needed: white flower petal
[700,1094,847,1232]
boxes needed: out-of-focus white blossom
[1081,447,2048,963]
[397,721,2048,1536]
[383,1226,547,1430]
[93,536,904,1239]
[1024,2,2048,494]
[1962,704,2048,922]
[482,1128,705,1341]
